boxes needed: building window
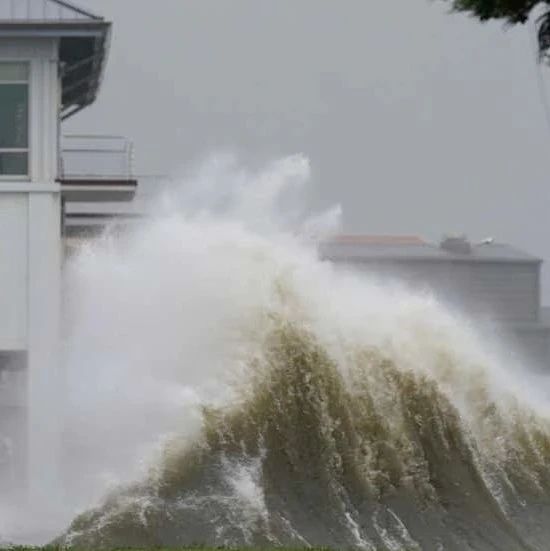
[0,63,29,177]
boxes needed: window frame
[0,61,31,181]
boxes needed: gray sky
[67,0,550,300]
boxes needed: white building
[320,235,550,369]
[0,0,136,498]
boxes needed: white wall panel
[0,194,28,349]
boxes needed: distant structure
[0,0,136,497]
[320,235,550,368]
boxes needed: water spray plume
[1,155,550,550]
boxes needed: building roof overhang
[0,1,111,119]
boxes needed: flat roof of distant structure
[0,0,111,118]
[320,235,541,264]
[327,235,426,246]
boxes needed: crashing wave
[2,154,542,550]
[59,306,550,550]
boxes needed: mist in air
[0,156,549,550]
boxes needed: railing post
[61,134,135,181]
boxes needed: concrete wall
[507,324,550,368]
[335,257,549,369]
[343,259,540,323]
[461,262,539,322]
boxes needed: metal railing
[60,134,135,181]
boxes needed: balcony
[59,134,137,202]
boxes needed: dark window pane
[0,152,28,175]
[0,84,28,148]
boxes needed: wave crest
[61,313,550,550]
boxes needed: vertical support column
[27,191,62,501]
[0,193,29,500]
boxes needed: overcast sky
[67,0,550,300]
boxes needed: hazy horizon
[67,0,550,300]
